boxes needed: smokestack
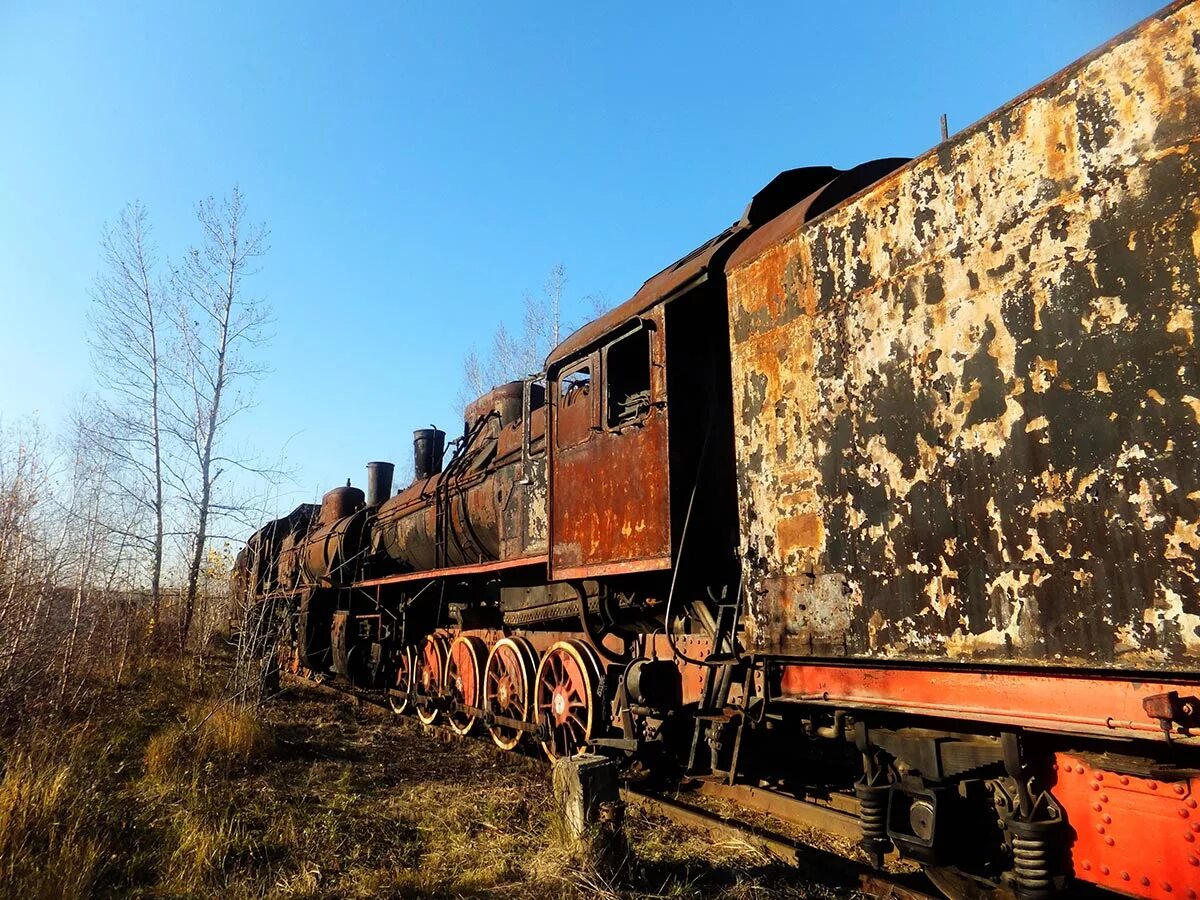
[413,428,446,481]
[365,461,394,506]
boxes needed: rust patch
[776,513,824,553]
[548,309,673,577]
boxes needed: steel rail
[621,786,939,900]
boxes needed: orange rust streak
[736,246,790,319]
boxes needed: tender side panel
[727,3,1200,667]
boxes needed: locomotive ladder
[685,594,744,778]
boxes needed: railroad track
[281,672,943,900]
[620,786,938,900]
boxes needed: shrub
[194,703,274,770]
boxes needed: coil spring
[1008,818,1057,898]
[854,780,891,859]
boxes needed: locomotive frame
[233,4,1200,898]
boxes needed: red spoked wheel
[445,635,488,735]
[415,634,449,725]
[534,639,604,760]
[483,637,538,750]
[388,646,414,714]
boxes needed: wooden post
[550,753,627,872]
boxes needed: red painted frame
[777,662,1199,744]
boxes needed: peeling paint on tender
[1168,306,1195,344]
[727,3,1200,668]
[1182,394,1200,423]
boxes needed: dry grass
[0,736,105,900]
[0,656,857,899]
[145,700,274,784]
[194,703,275,767]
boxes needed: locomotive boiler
[372,382,547,574]
[233,4,1200,898]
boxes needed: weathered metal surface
[352,554,548,588]
[549,308,673,579]
[412,429,445,481]
[318,485,363,525]
[498,395,548,557]
[231,503,318,607]
[364,461,394,507]
[728,2,1200,667]
[276,529,306,592]
[301,507,367,586]
[372,381,548,572]
[538,166,917,584]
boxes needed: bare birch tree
[167,188,270,652]
[87,203,169,630]
[460,264,608,407]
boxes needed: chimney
[413,428,446,481]
[365,461,394,506]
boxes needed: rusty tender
[232,4,1200,898]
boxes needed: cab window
[556,364,593,448]
[605,326,652,428]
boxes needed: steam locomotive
[234,4,1200,897]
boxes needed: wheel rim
[484,637,537,750]
[445,635,487,735]
[534,640,603,760]
[415,635,448,725]
[388,646,414,714]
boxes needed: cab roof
[543,165,849,372]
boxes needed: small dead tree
[54,408,145,699]
[55,415,111,700]
[87,203,170,631]
[167,188,270,653]
[0,419,52,687]
[0,419,74,696]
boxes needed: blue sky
[0,1,1160,516]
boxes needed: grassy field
[0,657,859,899]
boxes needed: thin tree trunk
[60,467,104,702]
[181,252,234,651]
[145,254,165,635]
